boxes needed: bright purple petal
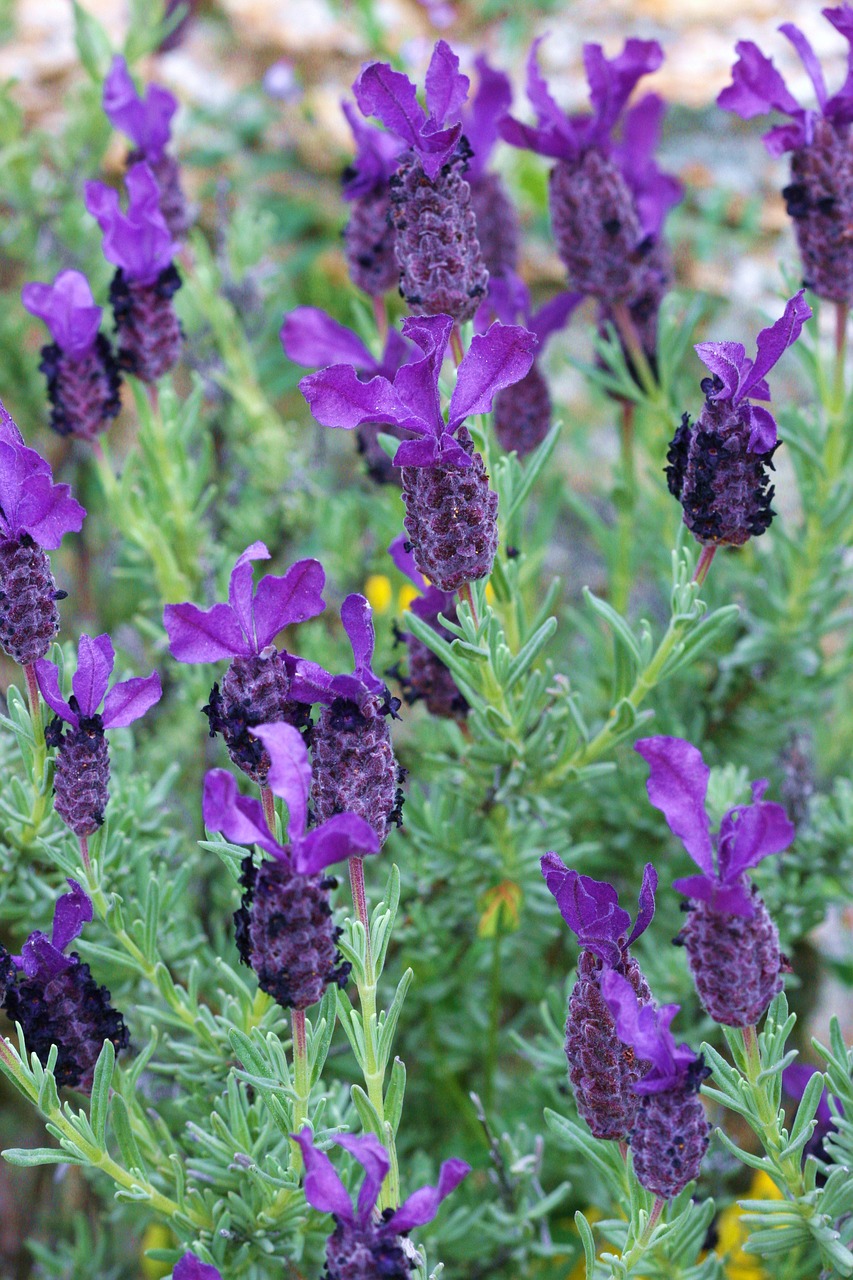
[463,55,513,180]
[635,736,715,874]
[51,879,93,952]
[71,633,115,718]
[393,315,453,433]
[202,768,281,857]
[540,853,628,966]
[424,40,469,127]
[583,39,663,144]
[288,657,335,706]
[341,593,375,679]
[34,658,76,726]
[22,271,102,359]
[717,40,802,121]
[334,1132,390,1222]
[742,404,779,453]
[600,970,692,1094]
[717,800,795,881]
[780,24,828,110]
[693,341,746,401]
[392,437,440,468]
[251,558,327,650]
[295,812,381,875]
[101,671,162,729]
[15,474,85,550]
[292,1128,354,1221]
[341,101,405,198]
[626,863,658,946]
[354,62,426,151]
[448,324,537,427]
[526,36,572,136]
[673,872,755,917]
[387,1157,470,1233]
[163,602,249,663]
[103,56,177,158]
[20,933,73,980]
[281,307,378,372]
[229,542,270,647]
[738,291,812,402]
[86,164,175,285]
[300,366,427,435]
[173,1255,222,1280]
[388,533,428,592]
[251,723,311,842]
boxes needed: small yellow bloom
[477,880,523,938]
[364,574,393,613]
[398,584,420,613]
[485,581,496,603]
[141,1223,175,1279]
[715,1171,783,1279]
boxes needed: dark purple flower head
[173,1257,222,1280]
[11,879,92,980]
[102,56,178,161]
[693,290,812,452]
[635,735,796,918]
[281,308,411,381]
[354,40,470,181]
[300,313,536,469]
[341,101,406,199]
[461,56,513,182]
[718,8,853,155]
[163,543,326,665]
[600,969,697,1096]
[289,593,389,711]
[475,272,581,347]
[0,404,85,549]
[540,854,657,968]
[35,633,161,730]
[294,1127,469,1234]
[22,271,102,361]
[85,164,176,286]
[500,36,664,164]
[203,721,380,873]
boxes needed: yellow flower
[364,574,393,613]
[716,1171,783,1279]
[141,1223,175,1279]
[398,584,419,613]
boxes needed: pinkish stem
[692,544,717,586]
[458,581,479,628]
[373,295,388,344]
[260,785,276,835]
[79,835,91,872]
[450,326,465,367]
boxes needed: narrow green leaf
[110,1094,146,1173]
[89,1040,115,1150]
[72,1,113,80]
[350,1084,383,1138]
[574,1210,596,1277]
[384,1058,407,1135]
[3,1145,86,1167]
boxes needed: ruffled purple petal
[626,863,658,946]
[300,366,427,435]
[738,291,812,402]
[251,559,326,650]
[387,1157,470,1233]
[388,533,428,592]
[288,658,335,706]
[51,879,93,952]
[540,853,628,967]
[163,602,250,663]
[20,932,73,980]
[672,872,755,917]
[281,307,378,372]
[295,811,381,875]
[583,39,664,145]
[600,970,693,1094]
[780,23,828,111]
[463,55,513,180]
[333,1131,391,1223]
[717,40,802,121]
[717,799,795,882]
[251,723,312,842]
[103,56,177,158]
[101,671,162,729]
[824,6,853,123]
[173,1255,223,1280]
[17,474,85,550]
[354,62,426,150]
[448,323,537,428]
[529,291,582,348]
[614,94,683,239]
[201,768,282,857]
[0,399,23,447]
[22,271,102,359]
[424,40,469,128]
[71,633,115,718]
[741,404,779,452]
[392,437,441,468]
[694,340,747,401]
[499,39,576,161]
[635,736,715,874]
[341,593,376,680]
[394,315,454,434]
[292,1128,354,1221]
[34,658,77,726]
[86,164,176,285]
[228,542,270,647]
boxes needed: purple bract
[11,879,93,981]
[22,271,102,361]
[341,101,406,200]
[462,55,512,182]
[102,55,178,161]
[36,632,161,731]
[0,406,85,550]
[287,593,388,711]
[540,855,657,968]
[600,969,697,1095]
[173,1257,222,1280]
[85,163,176,286]
[281,308,411,382]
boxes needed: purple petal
[22,271,102,359]
[583,39,663,144]
[341,101,405,198]
[103,56,177,158]
[202,768,281,857]
[635,736,715,874]
[251,558,326,650]
[600,969,688,1094]
[341,593,375,678]
[0,398,23,447]
[717,799,795,882]
[526,36,572,137]
[424,40,469,127]
[288,658,335,706]
[281,307,378,372]
[354,62,426,150]
[673,872,755,917]
[15,474,85,550]
[251,723,311,842]
[292,1128,354,1221]
[742,404,779,453]
[738,291,812,402]
[449,324,537,427]
[173,1255,223,1280]
[717,40,802,121]
[20,933,73,980]
[614,94,683,239]
[388,534,428,591]
[540,853,628,966]
[392,437,440,468]
[694,341,746,401]
[529,292,582,348]
[86,164,175,285]
[333,1132,390,1222]
[780,24,828,111]
[435,433,474,467]
[71,633,115,718]
[387,1157,470,1233]
[34,658,76,726]
[824,7,853,123]
[228,542,270,646]
[626,863,658,946]
[300,366,427,435]
[51,879,93,952]
[295,812,381,875]
[394,315,454,434]
[102,671,162,729]
[463,55,513,180]
[163,602,249,663]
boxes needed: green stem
[611,303,661,402]
[609,1196,666,1277]
[20,664,49,844]
[290,1008,310,1164]
[610,400,636,616]
[739,1026,804,1193]
[484,933,502,1112]
[458,581,479,629]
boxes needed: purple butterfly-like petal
[296,812,381,876]
[292,1129,355,1222]
[22,270,102,360]
[634,737,715,874]
[51,879,93,953]
[202,768,280,858]
[448,324,537,427]
[251,722,312,842]
[388,1157,471,1233]
[71,633,115,719]
[334,1131,391,1223]
[101,671,162,729]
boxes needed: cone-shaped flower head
[0,403,85,665]
[476,274,580,455]
[636,735,796,1026]
[542,853,657,1140]
[719,8,853,302]
[22,271,121,442]
[666,291,812,546]
[203,723,380,1009]
[281,308,412,484]
[290,594,404,845]
[461,56,519,279]
[601,970,710,1198]
[388,533,467,719]
[0,879,129,1090]
[340,102,406,297]
[173,1257,221,1280]
[293,1127,470,1280]
[501,38,681,312]
[355,40,489,320]
[301,313,536,591]
[164,544,326,783]
[36,633,161,838]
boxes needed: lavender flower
[355,41,489,321]
[666,291,812,546]
[300,313,536,591]
[203,722,380,1009]
[501,37,681,344]
[0,402,85,666]
[476,275,580,455]
[22,270,122,442]
[85,164,182,383]
[601,970,710,1199]
[163,544,325,784]
[36,634,161,839]
[541,854,656,1140]
[718,9,853,303]
[388,533,467,719]
[293,1127,469,1280]
[281,307,412,484]
[102,55,190,239]
[461,57,519,279]
[341,103,406,297]
[0,880,129,1090]
[636,735,796,1027]
[288,594,404,845]
[173,1257,221,1280]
